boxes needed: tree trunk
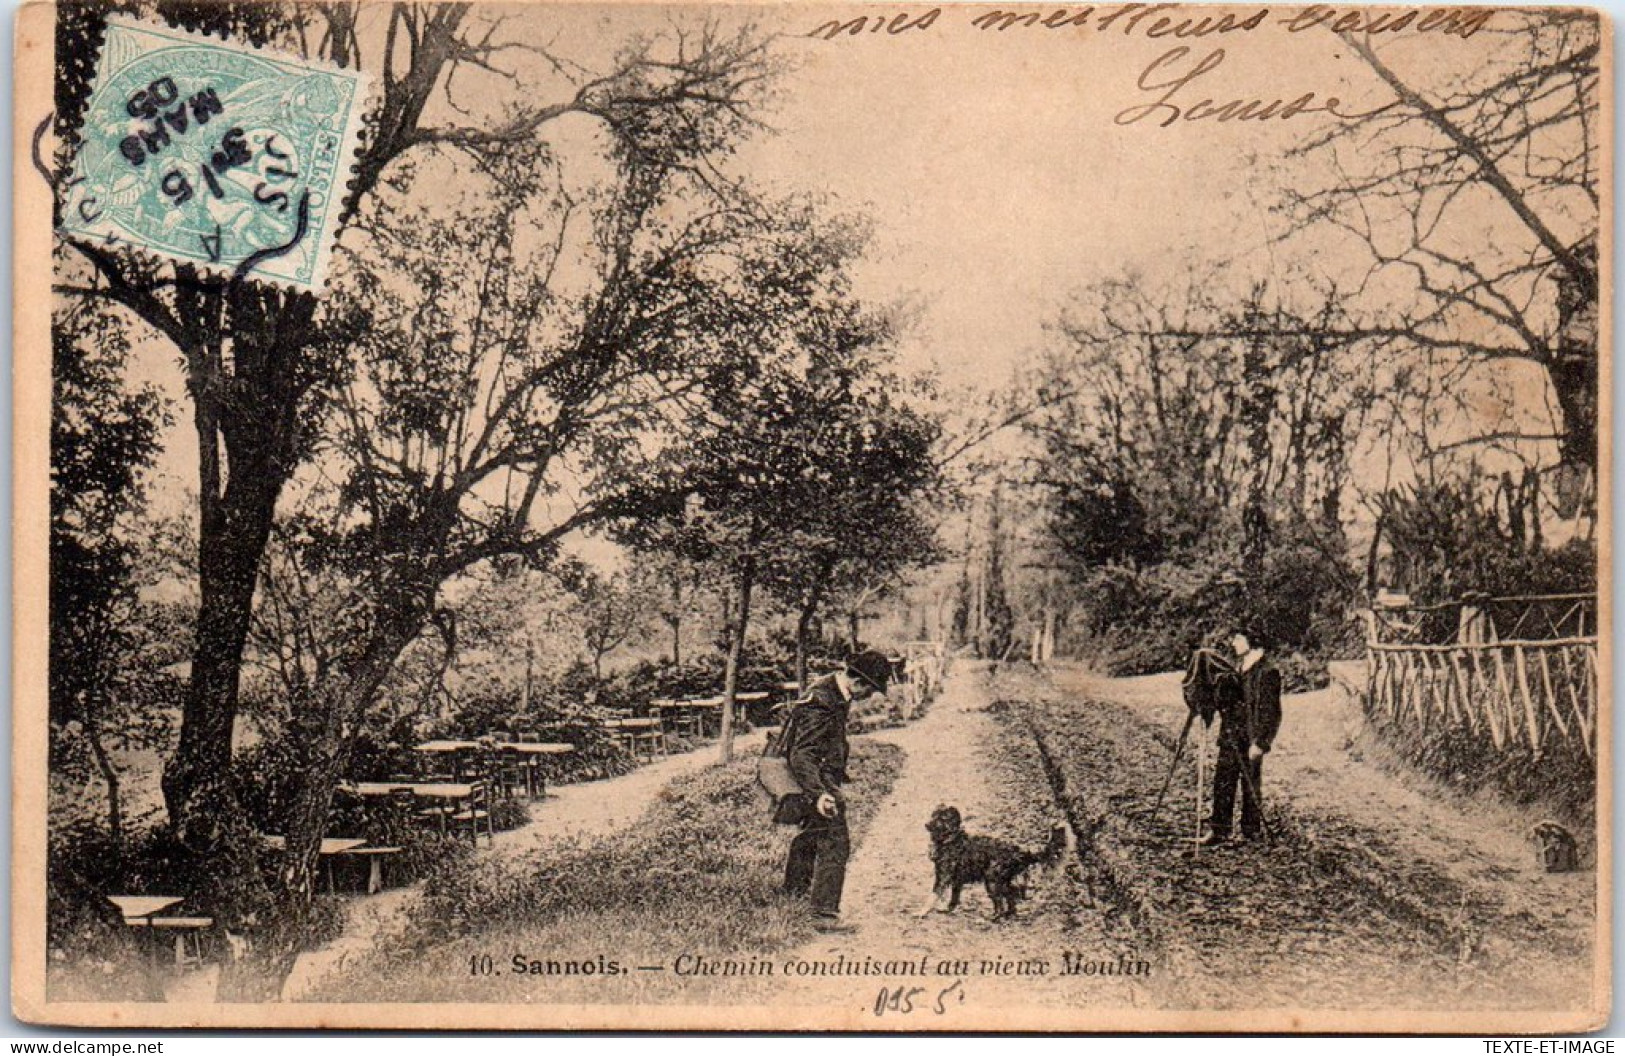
[719,558,755,765]
[164,287,320,845]
[1365,512,1386,594]
[83,716,122,848]
[217,604,425,1001]
[794,587,824,693]
[522,639,534,713]
[670,575,683,666]
[163,461,287,843]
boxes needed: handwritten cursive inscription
[1114,46,1377,127]
[972,5,1269,35]
[1280,5,1491,38]
[808,8,940,39]
[807,5,1493,41]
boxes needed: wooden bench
[341,845,404,894]
[129,915,214,971]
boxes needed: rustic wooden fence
[1366,637,1597,761]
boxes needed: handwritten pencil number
[874,981,964,1016]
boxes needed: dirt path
[1024,663,1598,1013]
[278,732,764,1001]
[774,667,1142,1028]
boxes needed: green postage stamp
[60,16,369,293]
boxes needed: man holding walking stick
[1199,628,1282,847]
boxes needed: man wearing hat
[1200,628,1282,846]
[782,649,892,931]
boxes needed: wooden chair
[491,748,528,799]
[449,781,493,846]
[412,787,457,834]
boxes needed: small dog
[918,805,1067,921]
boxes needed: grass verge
[314,740,904,1004]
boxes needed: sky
[115,3,1582,546]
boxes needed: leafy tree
[981,485,1014,661]
[49,299,172,846]
[1021,281,1363,670]
[51,2,779,846]
[565,568,647,681]
[56,10,787,992]
[624,550,713,667]
[757,314,943,688]
[625,230,939,758]
[1030,280,1357,571]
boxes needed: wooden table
[414,740,481,779]
[660,694,767,732]
[341,780,482,843]
[414,739,572,788]
[108,895,183,921]
[338,846,404,894]
[261,836,369,894]
[345,780,473,799]
[399,781,475,801]
[344,781,415,798]
[601,717,663,759]
[499,742,573,798]
[650,699,706,738]
[108,895,205,985]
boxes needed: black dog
[918,805,1067,921]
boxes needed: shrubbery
[1063,519,1362,689]
[380,740,904,956]
[1364,705,1594,828]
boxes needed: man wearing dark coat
[782,649,891,932]
[1201,628,1282,845]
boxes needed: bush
[1364,701,1594,827]
[1380,481,1597,604]
[395,740,905,954]
[1067,518,1361,688]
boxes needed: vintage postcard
[13,0,1611,1031]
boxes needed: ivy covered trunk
[217,599,428,1001]
[163,288,322,846]
[162,467,283,841]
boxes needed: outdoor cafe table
[413,739,573,793]
[414,740,479,778]
[650,699,706,737]
[664,694,767,732]
[108,895,183,921]
[261,836,369,894]
[342,780,478,838]
[342,780,475,809]
[601,717,661,757]
[108,895,209,985]
[501,742,573,798]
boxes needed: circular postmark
[60,18,368,293]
